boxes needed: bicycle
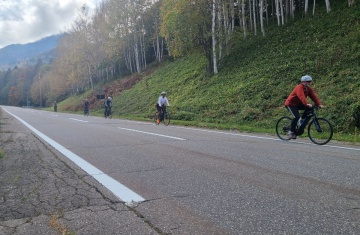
[104,106,112,119]
[276,106,333,145]
[154,107,170,126]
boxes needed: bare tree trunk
[259,0,265,36]
[230,0,235,33]
[86,62,94,90]
[212,0,218,74]
[280,0,284,25]
[223,2,231,54]
[285,0,289,22]
[242,0,247,38]
[275,0,280,26]
[265,0,269,24]
[153,37,160,62]
[253,0,257,35]
[133,34,141,73]
[217,2,223,60]
[249,0,253,31]
[124,50,133,74]
[325,0,331,12]
[313,0,316,16]
[305,0,309,15]
[140,25,146,69]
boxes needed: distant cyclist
[104,96,112,117]
[84,99,89,115]
[285,75,323,139]
[156,91,170,124]
[53,101,57,112]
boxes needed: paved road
[2,106,360,234]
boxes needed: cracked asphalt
[0,110,157,235]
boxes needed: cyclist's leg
[156,104,161,123]
[286,106,300,133]
[156,104,161,116]
[302,106,313,119]
[160,106,166,120]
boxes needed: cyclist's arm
[308,87,322,107]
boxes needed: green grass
[57,3,360,144]
[0,148,4,159]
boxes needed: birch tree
[305,0,309,15]
[240,0,247,38]
[253,0,257,35]
[259,0,265,36]
[325,0,331,13]
[275,0,281,26]
[212,0,218,74]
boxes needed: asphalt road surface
[3,106,360,234]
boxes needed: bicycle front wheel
[162,112,170,126]
[308,118,333,145]
[276,116,292,141]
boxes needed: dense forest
[0,0,359,134]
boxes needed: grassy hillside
[61,2,360,142]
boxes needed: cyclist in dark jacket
[84,99,89,115]
[285,75,323,139]
[104,97,112,116]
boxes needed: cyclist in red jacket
[285,75,324,139]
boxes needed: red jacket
[285,84,321,106]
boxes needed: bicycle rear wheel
[154,113,160,125]
[308,118,333,145]
[276,116,292,141]
[162,112,170,126]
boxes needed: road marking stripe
[70,118,88,123]
[3,108,145,203]
[172,126,276,140]
[171,126,360,151]
[118,127,186,140]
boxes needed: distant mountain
[0,35,61,70]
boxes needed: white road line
[70,118,88,123]
[3,108,145,203]
[323,144,360,151]
[172,126,276,140]
[171,126,360,151]
[118,127,186,140]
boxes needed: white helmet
[161,91,166,95]
[301,75,313,82]
[107,96,112,100]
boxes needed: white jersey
[158,96,170,107]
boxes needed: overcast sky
[0,0,102,49]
